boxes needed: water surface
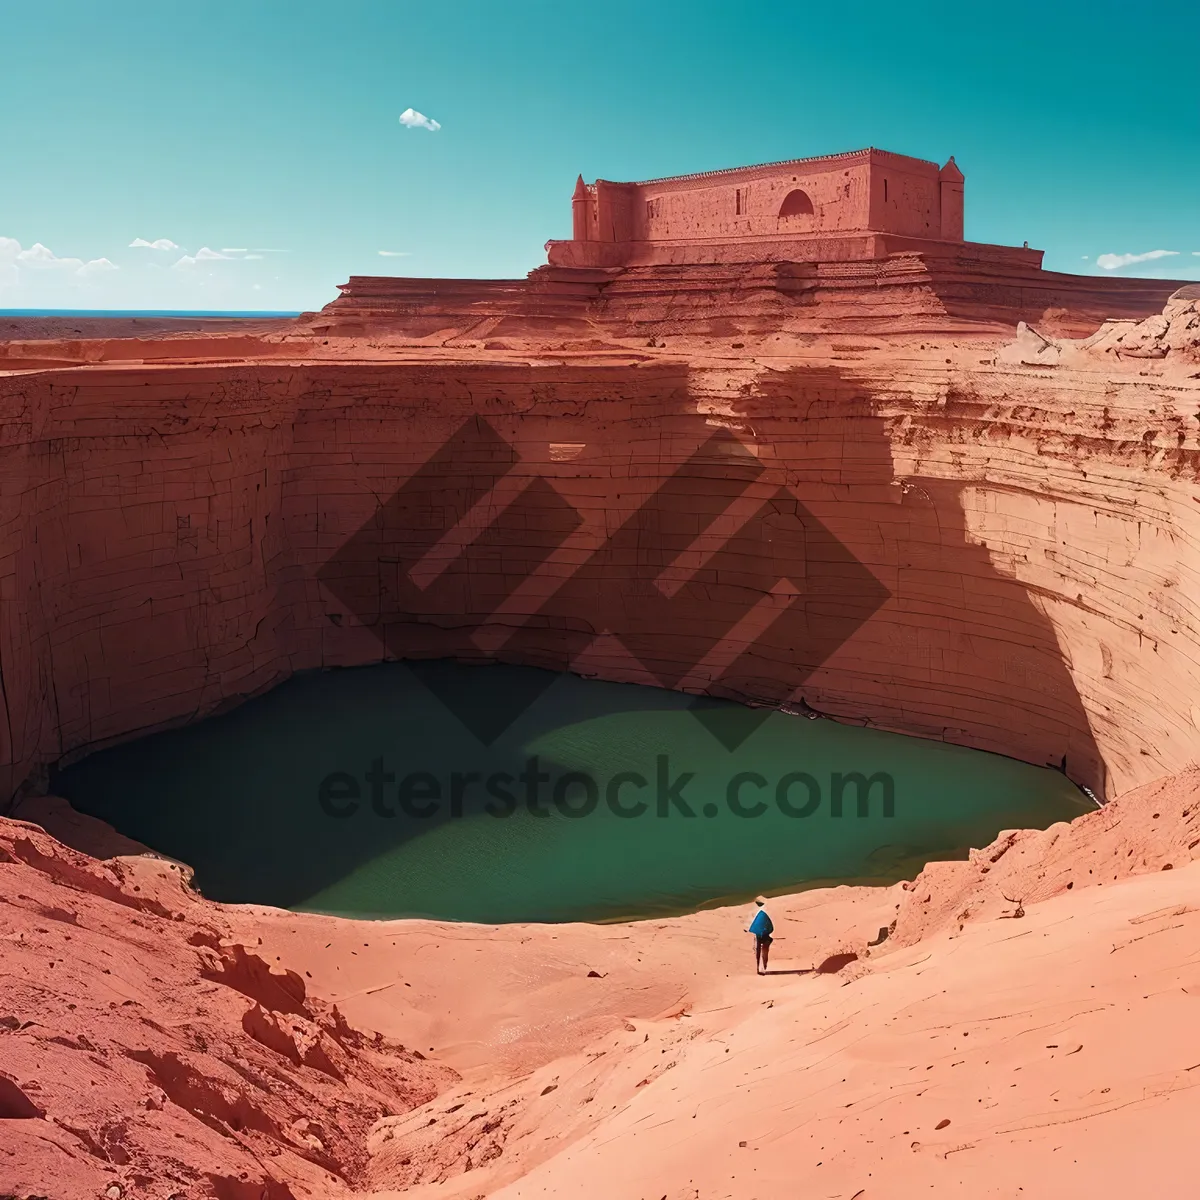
[55,662,1090,923]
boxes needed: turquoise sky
[2,0,1197,311]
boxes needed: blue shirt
[749,908,773,936]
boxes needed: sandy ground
[412,859,1200,1200]
[3,768,1199,1198]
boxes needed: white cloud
[17,242,85,270]
[1095,249,1180,271]
[206,246,274,260]
[172,246,235,270]
[0,233,291,306]
[378,250,412,257]
[399,107,441,132]
[0,237,118,295]
[78,257,118,277]
[129,237,179,250]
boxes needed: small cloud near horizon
[17,242,84,269]
[3,239,117,275]
[399,107,441,132]
[378,250,412,257]
[78,258,118,277]
[129,237,179,250]
[1095,249,1179,271]
[172,246,235,270]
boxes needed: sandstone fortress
[550,147,978,268]
[327,148,1178,336]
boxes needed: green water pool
[54,662,1091,923]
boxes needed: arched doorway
[778,189,814,219]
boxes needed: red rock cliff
[1,300,1198,804]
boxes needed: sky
[2,0,1197,312]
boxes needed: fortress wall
[578,151,950,252]
[867,158,942,238]
[1,355,1197,804]
[637,160,873,241]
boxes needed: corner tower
[571,175,591,242]
[939,156,965,242]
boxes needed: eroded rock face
[1,299,1199,804]
[319,254,1186,341]
[1000,286,1200,368]
[1078,285,1200,364]
[0,819,454,1200]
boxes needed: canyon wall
[1,342,1198,805]
[325,256,1185,339]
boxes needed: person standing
[747,896,774,975]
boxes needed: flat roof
[623,147,941,189]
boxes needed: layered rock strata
[321,255,1189,339]
[1,291,1199,806]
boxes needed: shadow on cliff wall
[740,364,1105,795]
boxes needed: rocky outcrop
[1079,284,1200,363]
[0,818,453,1200]
[1000,284,1200,369]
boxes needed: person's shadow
[761,949,860,976]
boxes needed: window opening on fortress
[735,188,743,215]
